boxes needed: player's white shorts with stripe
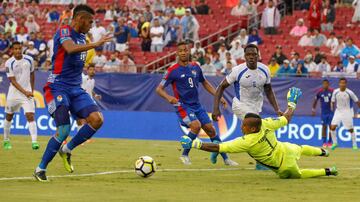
[232,98,261,120]
[331,110,354,129]
[5,98,35,114]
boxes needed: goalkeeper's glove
[180,136,203,149]
[287,87,302,109]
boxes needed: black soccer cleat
[33,170,49,182]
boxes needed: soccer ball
[135,156,156,178]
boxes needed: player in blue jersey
[156,41,238,166]
[312,79,334,148]
[33,5,112,182]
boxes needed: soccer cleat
[322,143,327,148]
[323,149,330,157]
[331,143,338,150]
[179,155,192,165]
[329,166,338,176]
[3,140,12,150]
[33,170,49,182]
[353,145,358,151]
[32,142,40,150]
[224,158,239,166]
[327,142,332,148]
[58,145,74,173]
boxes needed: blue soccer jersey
[316,88,334,116]
[48,25,87,87]
[161,62,205,105]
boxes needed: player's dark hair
[73,4,95,19]
[10,41,21,48]
[177,41,188,47]
[88,63,95,68]
[339,77,347,83]
[244,113,262,131]
[244,44,259,54]
[322,79,329,83]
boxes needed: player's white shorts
[331,110,354,129]
[232,98,261,120]
[5,98,35,114]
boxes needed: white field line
[0,167,359,181]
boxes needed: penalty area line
[0,167,359,181]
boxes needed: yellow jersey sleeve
[262,116,288,131]
[219,137,250,153]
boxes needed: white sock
[3,120,11,141]
[62,144,71,153]
[351,132,357,147]
[77,124,83,132]
[330,130,337,145]
[36,166,46,172]
[28,121,38,143]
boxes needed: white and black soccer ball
[135,156,156,178]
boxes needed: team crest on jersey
[191,70,197,77]
[57,95,63,102]
[60,28,70,37]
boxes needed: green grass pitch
[0,136,360,202]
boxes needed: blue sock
[210,135,228,160]
[322,136,327,144]
[67,124,97,150]
[182,131,197,156]
[328,135,332,143]
[39,137,62,170]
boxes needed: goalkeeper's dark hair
[73,4,95,19]
[244,113,262,130]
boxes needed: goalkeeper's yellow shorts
[276,143,302,179]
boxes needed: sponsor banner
[0,107,359,148]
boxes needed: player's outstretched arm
[156,84,178,104]
[180,136,219,152]
[62,35,113,54]
[264,84,282,116]
[212,79,230,121]
[8,77,33,98]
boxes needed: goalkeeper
[180,87,338,179]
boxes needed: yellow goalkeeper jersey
[219,116,288,170]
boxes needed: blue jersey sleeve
[160,69,175,87]
[59,26,72,44]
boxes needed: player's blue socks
[182,131,197,156]
[210,136,229,160]
[322,136,327,144]
[38,124,71,170]
[66,124,97,150]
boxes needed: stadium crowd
[0,0,358,77]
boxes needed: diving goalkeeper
[180,87,338,179]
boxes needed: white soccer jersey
[226,62,271,118]
[331,88,358,112]
[81,73,95,98]
[5,55,34,100]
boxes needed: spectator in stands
[5,19,16,37]
[28,1,40,18]
[247,28,262,45]
[212,52,223,75]
[0,32,10,56]
[308,2,321,31]
[0,1,12,16]
[16,16,28,34]
[48,5,60,23]
[152,10,166,26]
[205,46,214,61]
[127,21,138,38]
[331,36,345,56]
[140,21,151,52]
[105,5,118,21]
[300,0,311,11]
[352,0,360,25]
[231,29,248,48]
[143,5,154,22]
[164,10,180,46]
[196,0,211,15]
[114,18,131,52]
[130,8,141,21]
[188,0,198,14]
[201,56,217,76]
[271,45,287,65]
[120,6,131,18]
[222,52,237,68]
[293,63,308,77]
[261,0,281,35]
[313,47,323,64]
[298,29,313,47]
[214,36,231,52]
[345,55,360,73]
[247,0,261,19]
[14,0,29,19]
[92,49,108,68]
[96,5,106,14]
[191,41,205,56]
[304,55,317,72]
[119,54,137,73]
[290,18,308,37]
[221,61,233,75]
[34,32,47,65]
[218,44,227,61]
[165,1,176,15]
[230,40,245,60]
[180,9,199,42]
[333,61,345,72]
[321,0,336,32]
[152,0,166,12]
[325,32,338,50]
[175,2,186,16]
[312,29,327,47]
[231,1,248,16]
[0,54,9,72]
[290,52,303,69]
[15,27,29,44]
[276,60,293,77]
[103,53,121,72]
[104,25,116,53]
[25,41,39,60]
[150,18,164,52]
[40,58,52,72]
[316,56,331,72]
[268,57,280,77]
[90,19,107,43]
[341,38,360,66]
